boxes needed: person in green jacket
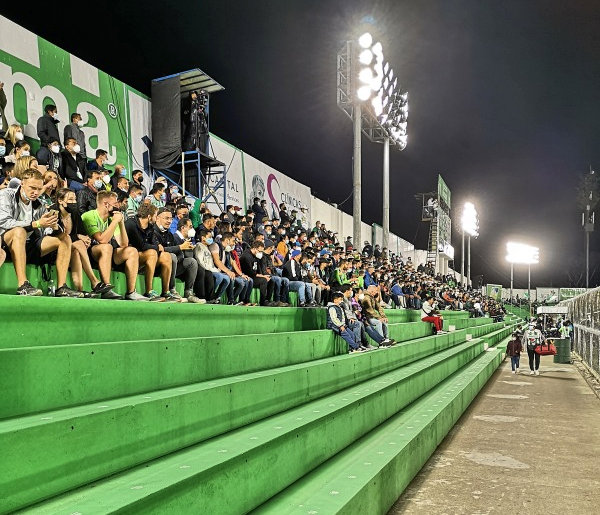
[189,198,204,229]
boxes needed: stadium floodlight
[358,32,373,48]
[461,202,479,237]
[359,67,373,83]
[359,49,373,65]
[505,242,539,315]
[505,242,539,264]
[357,85,371,101]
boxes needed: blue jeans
[511,355,520,371]
[270,275,289,302]
[288,280,307,304]
[68,180,85,192]
[367,318,389,341]
[339,328,360,350]
[227,276,246,303]
[212,272,231,299]
[239,277,254,303]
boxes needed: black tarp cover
[150,76,181,170]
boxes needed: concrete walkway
[390,355,600,515]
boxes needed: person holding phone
[0,169,82,297]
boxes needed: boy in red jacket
[506,332,523,374]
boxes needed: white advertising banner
[244,153,311,222]
[209,135,245,209]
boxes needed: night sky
[2,0,599,288]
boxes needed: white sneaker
[511,370,515,374]
[516,368,519,374]
[529,370,535,375]
[535,370,540,376]
[125,290,150,301]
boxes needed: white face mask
[187,228,196,238]
[255,251,264,259]
[73,144,81,153]
[225,245,234,252]
[15,132,24,141]
[358,294,365,301]
[21,150,30,157]
[77,120,84,127]
[102,175,111,184]
[51,144,60,154]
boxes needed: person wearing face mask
[278,202,290,225]
[82,190,147,301]
[110,165,128,190]
[124,204,176,302]
[36,139,63,175]
[194,229,230,303]
[0,169,82,297]
[240,240,277,307]
[116,176,129,195]
[223,205,238,224]
[360,285,395,346]
[4,124,24,156]
[76,170,104,215]
[124,184,144,220]
[169,204,189,234]
[59,137,86,192]
[0,135,7,178]
[64,113,87,159]
[215,231,253,305]
[86,149,109,172]
[152,207,202,302]
[148,184,166,209]
[130,169,147,199]
[282,250,313,307]
[5,140,31,165]
[174,217,211,303]
[50,188,116,297]
[36,104,61,147]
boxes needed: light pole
[337,32,408,249]
[506,242,539,317]
[461,202,479,288]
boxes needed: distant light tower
[461,202,479,287]
[506,242,540,316]
[579,167,598,288]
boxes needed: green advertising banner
[559,287,587,301]
[486,284,502,301]
[437,174,451,210]
[0,15,151,177]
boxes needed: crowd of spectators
[0,99,505,337]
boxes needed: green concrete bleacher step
[0,319,509,420]
[2,331,475,511]
[15,338,487,514]
[253,346,505,514]
[0,295,326,348]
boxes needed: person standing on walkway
[506,331,523,374]
[522,322,543,375]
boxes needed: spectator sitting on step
[50,188,114,296]
[360,284,395,346]
[327,291,363,354]
[340,284,379,349]
[5,139,32,165]
[174,217,211,303]
[115,175,129,196]
[86,148,109,172]
[131,169,147,198]
[76,170,103,214]
[153,207,202,303]
[63,113,87,160]
[38,170,60,209]
[264,239,289,306]
[282,250,313,307]
[0,169,81,297]
[125,184,144,220]
[169,203,189,234]
[124,203,174,301]
[147,183,166,209]
[221,231,254,305]
[240,240,277,306]
[390,278,406,309]
[36,139,62,175]
[82,190,147,301]
[194,229,230,303]
[3,124,24,156]
[421,296,445,335]
[59,137,86,192]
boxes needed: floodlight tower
[506,242,539,315]
[337,32,408,248]
[461,202,479,287]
